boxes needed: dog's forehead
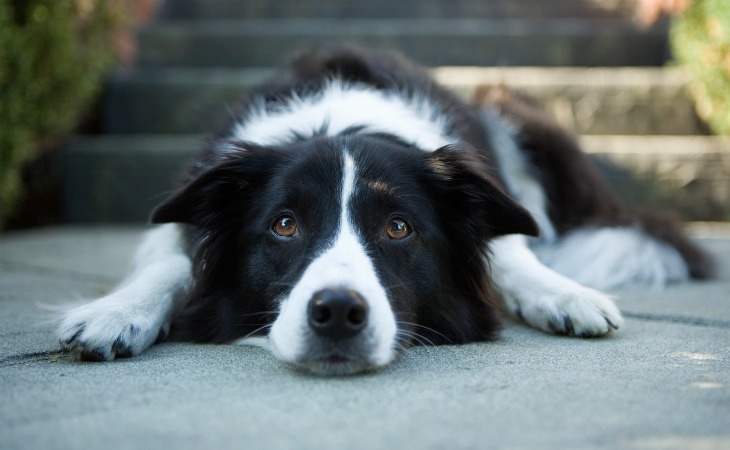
[350,143,435,214]
[263,142,343,200]
[273,137,421,199]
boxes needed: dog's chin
[295,355,378,376]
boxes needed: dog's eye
[386,217,411,240]
[272,215,299,238]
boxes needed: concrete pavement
[1,225,729,450]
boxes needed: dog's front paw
[506,282,623,338]
[59,295,167,361]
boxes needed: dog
[59,46,714,375]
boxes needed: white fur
[58,224,191,360]
[533,227,689,291]
[268,153,397,367]
[481,108,557,243]
[480,107,624,334]
[233,79,454,151]
[491,235,624,336]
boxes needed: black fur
[153,134,537,345]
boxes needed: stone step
[135,19,667,68]
[161,0,638,20]
[103,68,270,135]
[62,135,729,223]
[104,67,704,135]
[581,136,730,221]
[433,67,706,135]
[62,135,200,223]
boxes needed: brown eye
[273,215,298,238]
[386,217,411,240]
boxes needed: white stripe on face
[269,151,397,368]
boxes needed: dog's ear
[151,146,278,226]
[425,145,539,239]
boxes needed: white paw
[491,235,624,338]
[59,293,168,361]
[503,282,624,337]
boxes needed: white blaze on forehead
[341,153,357,222]
[269,151,397,366]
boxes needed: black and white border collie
[59,46,713,375]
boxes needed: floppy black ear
[151,147,278,226]
[425,145,539,239]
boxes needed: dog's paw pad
[111,335,134,359]
[548,314,575,336]
[78,347,110,362]
[60,324,85,347]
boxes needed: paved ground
[0,225,728,450]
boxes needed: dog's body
[60,46,713,375]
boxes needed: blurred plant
[0,0,128,227]
[636,0,693,26]
[671,0,730,135]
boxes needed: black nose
[308,289,369,339]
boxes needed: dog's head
[152,135,537,375]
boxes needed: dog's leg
[59,224,191,361]
[490,234,623,337]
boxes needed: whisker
[395,327,436,347]
[241,324,272,341]
[397,330,436,347]
[396,321,453,344]
[393,333,417,349]
[393,338,415,356]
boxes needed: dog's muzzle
[269,276,397,375]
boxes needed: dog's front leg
[59,224,192,361]
[490,235,623,337]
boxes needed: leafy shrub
[0,0,127,226]
[671,0,730,135]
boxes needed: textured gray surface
[1,226,729,450]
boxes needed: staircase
[63,0,730,222]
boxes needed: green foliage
[0,0,126,226]
[671,0,730,135]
